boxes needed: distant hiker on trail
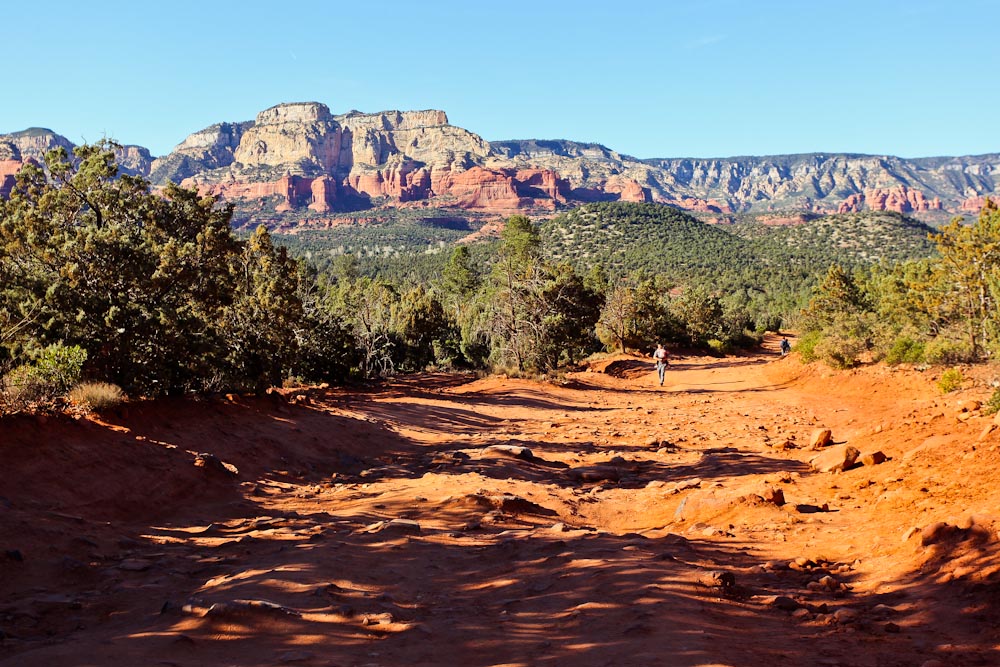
[780,337,791,356]
[652,343,670,386]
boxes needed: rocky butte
[1,102,998,228]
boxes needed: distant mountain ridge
[1,102,997,226]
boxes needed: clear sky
[4,0,997,159]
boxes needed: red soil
[2,336,999,666]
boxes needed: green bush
[884,336,925,365]
[2,343,87,410]
[984,386,1000,416]
[795,330,823,363]
[924,338,974,365]
[813,332,866,369]
[707,339,730,356]
[33,344,88,392]
[937,367,963,393]
[68,382,124,412]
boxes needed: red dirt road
[2,338,999,666]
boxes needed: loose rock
[698,570,736,591]
[920,521,956,546]
[810,445,860,473]
[771,596,800,611]
[833,608,857,623]
[762,486,785,506]
[194,453,239,478]
[118,558,153,572]
[482,445,534,461]
[809,428,833,450]
[861,451,887,466]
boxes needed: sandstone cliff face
[233,102,342,174]
[148,121,251,184]
[0,130,153,195]
[0,128,75,162]
[175,103,515,214]
[168,116,1000,219]
[116,145,154,176]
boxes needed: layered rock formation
[838,186,942,214]
[148,121,251,184]
[172,102,568,216]
[1,127,75,162]
[2,104,999,226]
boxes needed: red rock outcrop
[839,186,942,214]
[960,196,996,213]
[434,167,528,210]
[308,176,337,212]
[275,174,316,212]
[421,166,566,211]
[838,193,865,214]
[346,163,433,202]
[514,169,569,202]
[0,159,22,198]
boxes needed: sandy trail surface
[2,336,1000,666]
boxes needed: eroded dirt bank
[2,339,999,666]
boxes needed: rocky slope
[2,104,998,225]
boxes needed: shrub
[757,314,783,334]
[924,338,974,365]
[795,330,823,363]
[68,382,124,412]
[937,367,963,393]
[1,343,88,410]
[885,336,925,365]
[33,343,88,392]
[707,339,730,356]
[813,333,866,369]
[984,386,1000,416]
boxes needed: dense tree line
[796,200,1000,368]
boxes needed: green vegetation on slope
[731,211,938,266]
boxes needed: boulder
[809,445,860,473]
[860,451,887,466]
[809,428,833,450]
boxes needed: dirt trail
[2,339,1000,666]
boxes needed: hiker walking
[779,337,791,356]
[652,343,670,386]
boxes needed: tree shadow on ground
[8,503,985,667]
[3,400,998,666]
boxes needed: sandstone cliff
[148,121,252,184]
[1,128,75,162]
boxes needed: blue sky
[4,0,997,159]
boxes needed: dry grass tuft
[68,382,124,412]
